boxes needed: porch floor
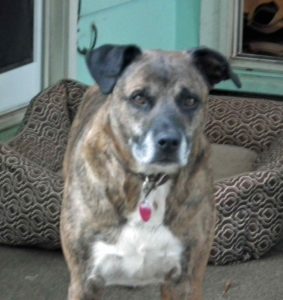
[1,241,282,300]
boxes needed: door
[0,0,43,114]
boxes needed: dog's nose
[156,132,181,153]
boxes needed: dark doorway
[0,0,34,74]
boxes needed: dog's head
[87,45,240,174]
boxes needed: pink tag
[139,202,152,222]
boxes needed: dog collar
[139,173,170,222]
[110,149,171,189]
[142,173,170,198]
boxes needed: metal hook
[77,22,98,55]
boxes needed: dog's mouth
[150,152,190,173]
[132,145,191,175]
[152,155,180,165]
[139,162,181,176]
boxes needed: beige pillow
[210,144,258,181]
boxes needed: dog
[60,44,241,300]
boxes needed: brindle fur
[61,45,240,300]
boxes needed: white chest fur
[90,181,183,287]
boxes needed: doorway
[0,0,43,114]
[0,0,78,117]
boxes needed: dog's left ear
[87,44,142,94]
[189,47,241,89]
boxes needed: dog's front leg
[161,274,205,300]
[160,238,211,300]
[68,273,105,300]
[160,276,194,300]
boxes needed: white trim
[0,107,26,131]
[68,0,79,79]
[200,0,236,56]
[43,0,78,87]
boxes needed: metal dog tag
[139,200,152,222]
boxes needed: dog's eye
[181,97,198,110]
[177,88,200,112]
[129,91,149,108]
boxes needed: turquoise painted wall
[76,0,283,96]
[77,0,200,84]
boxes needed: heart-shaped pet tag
[139,202,152,222]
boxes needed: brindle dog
[60,45,241,300]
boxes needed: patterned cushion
[0,145,63,248]
[206,95,283,265]
[206,95,283,152]
[0,80,87,248]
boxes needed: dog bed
[0,80,282,264]
[0,80,87,248]
[206,95,283,264]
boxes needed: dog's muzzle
[132,118,190,169]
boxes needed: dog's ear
[189,47,241,89]
[86,44,142,94]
